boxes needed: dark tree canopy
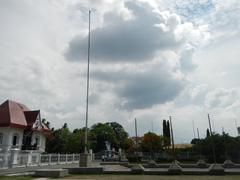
[162,119,171,147]
[206,128,210,137]
[140,132,163,153]
[46,122,129,153]
[191,132,240,163]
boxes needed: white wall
[0,127,47,153]
[0,127,24,152]
[31,131,46,152]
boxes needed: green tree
[46,123,71,153]
[192,133,240,163]
[106,122,128,149]
[124,137,136,153]
[166,121,171,144]
[206,128,210,137]
[67,128,85,153]
[46,122,129,153]
[163,120,171,148]
[141,132,163,153]
[89,123,118,152]
[191,138,200,144]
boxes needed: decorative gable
[0,100,51,135]
[32,113,43,130]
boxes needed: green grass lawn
[1,175,240,180]
[54,175,240,180]
[0,176,32,180]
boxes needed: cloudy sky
[1,0,240,143]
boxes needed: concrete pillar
[9,148,19,168]
[27,151,32,166]
[49,154,51,165]
[89,149,93,154]
[57,154,60,164]
[79,153,92,167]
[119,148,122,161]
[89,149,93,160]
[3,153,10,167]
[38,153,41,166]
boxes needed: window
[0,133,3,144]
[32,135,40,150]
[12,133,19,146]
[35,136,39,146]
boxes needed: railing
[0,153,10,168]
[126,151,200,161]
[0,152,80,169]
[39,154,80,165]
[94,150,120,160]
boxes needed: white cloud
[0,0,239,143]
[205,88,239,108]
[190,84,208,99]
[65,1,209,63]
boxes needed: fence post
[57,154,60,164]
[38,153,41,166]
[65,154,67,164]
[9,148,19,168]
[27,151,32,167]
[49,154,51,165]
[3,153,9,168]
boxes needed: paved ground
[0,163,79,176]
[103,164,240,175]
[103,165,131,172]
[2,162,240,178]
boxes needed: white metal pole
[84,10,91,154]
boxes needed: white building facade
[0,100,51,153]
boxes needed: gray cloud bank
[64,1,205,110]
[92,63,186,110]
[65,1,182,63]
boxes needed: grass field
[53,175,240,180]
[0,176,32,180]
[1,175,240,180]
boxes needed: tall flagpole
[197,128,200,139]
[84,10,91,153]
[192,120,196,139]
[234,119,238,136]
[135,118,138,151]
[208,113,213,136]
[208,113,216,163]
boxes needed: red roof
[0,100,29,128]
[24,110,40,128]
[39,123,52,137]
[0,100,51,134]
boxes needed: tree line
[46,122,128,153]
[45,120,240,163]
[46,121,166,154]
[190,130,240,163]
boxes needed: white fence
[0,152,80,169]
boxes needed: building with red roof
[0,100,51,153]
